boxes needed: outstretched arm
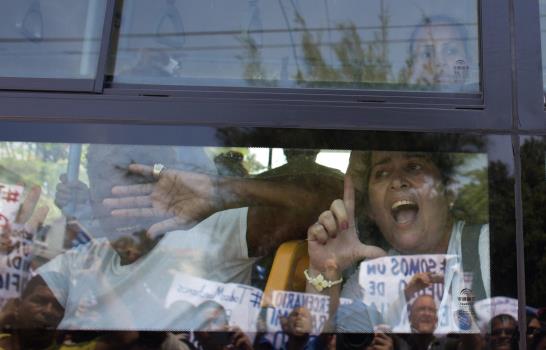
[103,164,343,256]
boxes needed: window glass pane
[111,0,480,92]
[0,131,514,348]
[0,0,107,79]
[523,136,546,349]
[538,0,546,96]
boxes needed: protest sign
[0,184,23,235]
[165,272,263,332]
[359,254,461,333]
[260,292,354,348]
[0,183,32,307]
[266,290,330,335]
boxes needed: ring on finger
[152,163,167,180]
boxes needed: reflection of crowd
[0,140,532,350]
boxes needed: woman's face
[412,24,468,87]
[366,151,452,254]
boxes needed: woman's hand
[103,164,222,238]
[307,176,386,274]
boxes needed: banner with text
[359,254,459,333]
[165,272,263,332]
[266,290,330,335]
[0,184,32,307]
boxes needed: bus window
[0,1,107,80]
[541,1,546,95]
[110,0,479,92]
[0,131,515,349]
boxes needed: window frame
[0,0,115,93]
[100,0,513,129]
[513,0,546,131]
[0,0,514,131]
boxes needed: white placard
[359,254,461,333]
[165,272,263,332]
[0,184,24,234]
[266,290,331,335]
[0,184,32,307]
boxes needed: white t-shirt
[340,221,490,334]
[38,207,255,330]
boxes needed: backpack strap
[461,224,487,301]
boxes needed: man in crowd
[0,276,63,350]
[410,295,438,334]
[487,314,518,350]
[193,300,253,350]
[402,294,462,350]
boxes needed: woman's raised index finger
[343,176,356,229]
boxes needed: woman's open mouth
[391,200,419,225]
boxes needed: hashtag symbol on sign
[3,190,20,203]
[249,291,262,308]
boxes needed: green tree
[236,35,277,87]
[294,4,392,88]
[206,147,266,175]
[453,167,489,225]
[237,1,395,88]
[0,142,89,224]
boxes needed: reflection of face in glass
[284,306,312,336]
[201,308,229,331]
[367,151,452,254]
[409,295,438,333]
[194,301,232,348]
[18,284,64,329]
[489,315,517,350]
[527,317,541,344]
[195,301,229,332]
[410,20,469,88]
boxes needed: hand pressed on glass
[103,163,221,238]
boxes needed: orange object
[262,240,309,306]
